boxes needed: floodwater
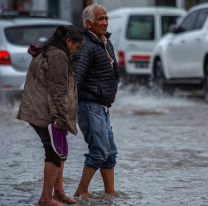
[1,86,208,206]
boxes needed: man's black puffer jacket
[72,29,120,106]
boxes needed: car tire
[204,63,208,102]
[153,59,174,96]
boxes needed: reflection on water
[74,191,131,206]
[1,87,208,205]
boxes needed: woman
[17,25,84,206]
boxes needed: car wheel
[153,59,174,96]
[204,63,208,102]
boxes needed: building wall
[69,0,84,26]
[196,0,208,3]
[0,0,7,10]
[59,0,71,21]
[92,0,155,11]
[30,0,48,10]
[92,0,187,11]
[6,0,208,14]
[52,0,84,26]
[176,0,185,8]
[7,0,207,25]
[156,0,176,6]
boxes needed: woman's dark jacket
[72,29,120,106]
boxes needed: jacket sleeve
[72,45,93,91]
[46,52,69,131]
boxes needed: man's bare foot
[38,198,63,206]
[105,190,116,196]
[54,190,77,204]
[73,190,91,198]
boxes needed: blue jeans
[78,102,117,170]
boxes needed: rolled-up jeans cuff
[101,158,116,169]
[84,159,101,171]
[100,163,115,169]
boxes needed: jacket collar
[84,28,111,44]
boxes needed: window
[126,15,155,40]
[177,10,199,33]
[196,0,208,4]
[4,25,62,46]
[156,0,176,6]
[48,0,59,18]
[161,15,180,35]
[194,9,208,30]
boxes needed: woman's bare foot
[38,198,63,206]
[54,190,77,204]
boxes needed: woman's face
[66,38,82,55]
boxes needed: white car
[150,3,208,100]
[107,7,186,79]
[0,11,71,94]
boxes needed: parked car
[0,11,71,94]
[150,3,208,101]
[107,7,186,80]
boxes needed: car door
[184,9,208,77]
[124,15,156,75]
[167,10,199,78]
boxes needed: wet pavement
[1,86,208,206]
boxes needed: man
[72,3,120,197]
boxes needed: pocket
[89,104,101,115]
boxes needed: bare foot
[38,198,63,206]
[73,190,91,198]
[54,190,77,204]
[105,190,116,196]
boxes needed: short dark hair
[42,25,84,58]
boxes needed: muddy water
[1,88,208,206]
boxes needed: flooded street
[1,87,208,206]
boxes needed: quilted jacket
[72,29,120,106]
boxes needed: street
[1,86,208,206]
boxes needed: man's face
[87,9,108,37]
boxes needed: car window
[177,10,199,33]
[161,15,180,35]
[4,25,61,46]
[194,9,208,30]
[126,15,155,40]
